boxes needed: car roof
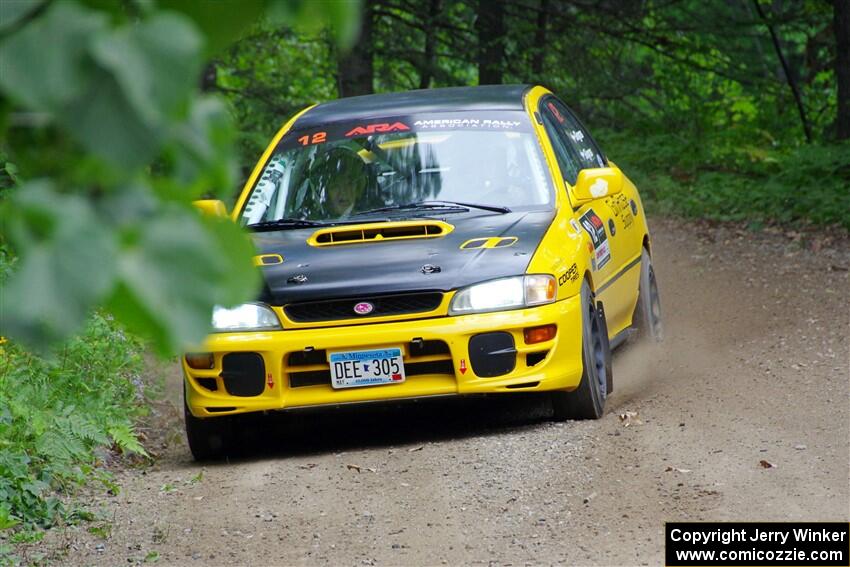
[294,84,535,130]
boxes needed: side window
[544,99,607,169]
[540,107,581,185]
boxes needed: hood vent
[308,220,453,247]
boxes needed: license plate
[328,347,406,389]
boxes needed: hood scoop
[308,220,454,247]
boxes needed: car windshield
[239,111,553,226]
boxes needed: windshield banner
[276,111,533,152]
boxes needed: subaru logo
[353,302,374,315]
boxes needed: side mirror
[193,199,228,217]
[571,167,624,204]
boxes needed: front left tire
[551,280,611,420]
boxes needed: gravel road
[35,218,850,566]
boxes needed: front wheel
[184,389,235,461]
[551,281,610,420]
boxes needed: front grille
[289,369,331,388]
[286,340,453,388]
[406,359,454,376]
[284,292,443,323]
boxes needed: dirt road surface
[34,218,850,566]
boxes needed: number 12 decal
[297,132,327,146]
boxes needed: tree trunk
[752,0,812,142]
[338,0,374,97]
[476,0,504,85]
[419,0,442,89]
[532,0,549,77]
[200,61,217,92]
[836,0,850,140]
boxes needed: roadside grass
[0,247,150,565]
[601,131,850,231]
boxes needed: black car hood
[253,211,555,304]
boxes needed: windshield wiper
[247,218,328,231]
[419,200,511,214]
[353,200,510,217]
[352,203,466,216]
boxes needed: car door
[539,97,639,336]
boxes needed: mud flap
[596,301,614,395]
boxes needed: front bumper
[184,296,583,418]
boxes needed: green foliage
[215,25,338,165]
[0,311,148,533]
[600,129,850,229]
[0,0,361,355]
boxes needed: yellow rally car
[185,84,663,460]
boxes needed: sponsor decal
[345,122,410,137]
[580,148,595,161]
[579,209,612,270]
[568,129,585,143]
[559,263,579,286]
[606,193,634,228]
[287,274,308,284]
[267,373,274,389]
[353,302,375,315]
[420,264,442,274]
[589,178,608,198]
[569,219,582,234]
[459,359,467,374]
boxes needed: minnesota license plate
[328,347,406,389]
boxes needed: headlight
[211,303,282,332]
[449,275,557,315]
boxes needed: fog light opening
[523,324,556,344]
[186,352,214,369]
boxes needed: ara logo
[345,122,410,137]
